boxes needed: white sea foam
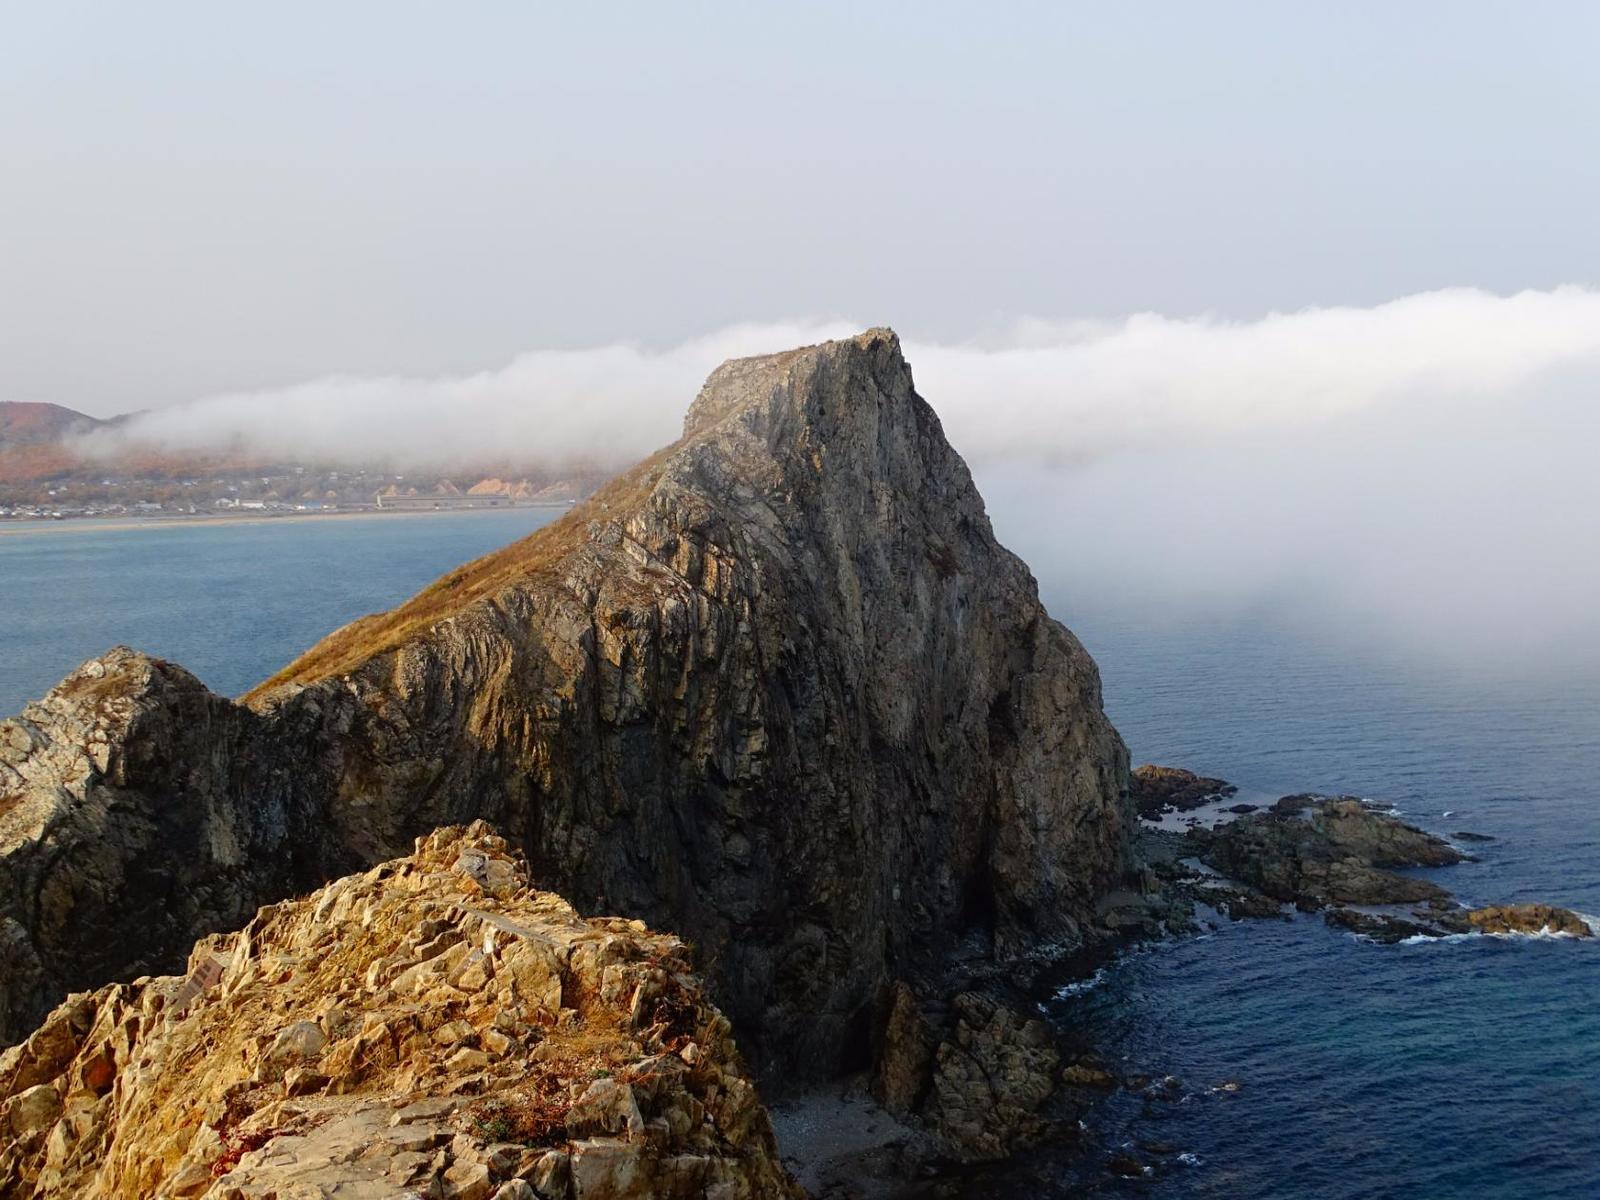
[1053,966,1110,999]
[1397,915,1600,947]
[1397,932,1475,946]
[1176,1152,1204,1167]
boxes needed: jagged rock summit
[0,824,800,1199]
[0,330,1131,1080]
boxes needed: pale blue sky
[3,2,1598,413]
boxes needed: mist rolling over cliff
[72,286,1600,670]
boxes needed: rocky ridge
[0,329,1131,1088]
[0,824,799,1199]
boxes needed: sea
[2,510,1596,1199]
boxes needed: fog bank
[78,286,1600,668]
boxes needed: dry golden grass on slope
[241,334,834,702]
[243,444,682,702]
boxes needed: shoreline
[0,503,573,539]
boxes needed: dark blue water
[0,511,560,712]
[1041,598,1600,1200]
[2,514,1595,1198]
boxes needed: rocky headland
[0,331,1142,1194]
[0,331,1131,1068]
[4,332,1582,1197]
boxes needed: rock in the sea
[1323,907,1443,944]
[1194,802,1586,945]
[1106,1152,1150,1178]
[1130,765,1235,820]
[1060,1059,1117,1089]
[1312,799,1465,868]
[1190,797,1460,910]
[0,824,801,1199]
[1460,904,1592,938]
[1452,831,1496,843]
[0,331,1131,1080]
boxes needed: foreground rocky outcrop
[0,824,800,1199]
[0,330,1131,1086]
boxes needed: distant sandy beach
[0,504,571,538]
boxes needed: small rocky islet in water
[1130,765,1593,943]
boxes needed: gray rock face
[0,651,340,1042]
[922,992,1061,1162]
[1189,798,1462,909]
[0,330,1131,1079]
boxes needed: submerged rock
[1106,1152,1150,1178]
[1324,907,1443,944]
[0,824,800,1199]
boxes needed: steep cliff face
[0,651,340,1044]
[0,824,799,1199]
[0,330,1130,1077]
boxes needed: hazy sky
[4,2,1599,415]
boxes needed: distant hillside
[0,398,600,516]
[0,402,107,452]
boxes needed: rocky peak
[0,331,1131,1084]
[679,327,911,438]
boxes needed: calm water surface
[2,514,1595,1199]
[0,510,560,711]
[1037,598,1600,1200]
